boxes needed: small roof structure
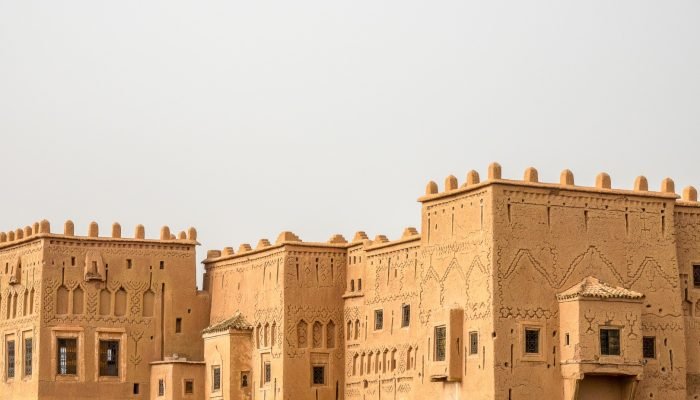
[556,276,644,301]
[202,312,253,334]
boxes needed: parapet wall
[420,162,699,204]
[0,220,198,248]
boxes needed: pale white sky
[1,1,699,287]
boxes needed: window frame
[374,309,384,331]
[524,328,540,354]
[599,327,622,356]
[468,331,479,355]
[643,336,656,359]
[401,304,410,328]
[519,322,545,361]
[98,340,120,377]
[183,379,194,395]
[311,365,326,386]
[23,335,32,378]
[434,325,447,362]
[263,361,271,385]
[212,366,221,392]
[94,329,126,382]
[240,370,249,389]
[6,339,15,380]
[51,327,84,381]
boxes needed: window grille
[600,329,621,356]
[643,336,656,359]
[469,332,478,355]
[312,366,325,385]
[525,329,539,354]
[434,325,446,361]
[158,379,165,396]
[212,366,221,391]
[24,338,32,376]
[184,380,194,394]
[57,338,77,375]
[264,362,271,383]
[374,310,383,330]
[7,341,15,378]
[99,340,119,376]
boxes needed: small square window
[694,265,700,288]
[434,325,446,361]
[374,310,384,330]
[600,328,621,356]
[158,379,165,396]
[401,304,410,328]
[643,336,656,359]
[525,329,539,354]
[469,332,478,355]
[312,366,325,385]
[212,366,221,392]
[184,379,194,394]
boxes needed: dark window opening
[7,340,15,378]
[358,279,362,291]
[71,257,76,266]
[57,338,77,375]
[434,325,446,361]
[401,304,410,328]
[127,259,132,269]
[133,383,140,394]
[643,336,656,359]
[374,310,383,330]
[99,340,119,376]
[264,362,271,384]
[24,338,32,376]
[525,329,540,354]
[469,332,478,355]
[240,371,248,388]
[600,328,621,356]
[212,366,221,391]
[175,318,182,333]
[158,379,165,396]
[565,333,570,346]
[184,379,194,394]
[350,280,354,292]
[312,366,325,385]
[160,261,164,270]
[694,265,700,288]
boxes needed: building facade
[2,163,700,400]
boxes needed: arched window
[312,322,322,348]
[297,320,308,348]
[326,320,335,348]
[354,319,360,340]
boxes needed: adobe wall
[0,233,43,400]
[674,199,700,398]
[489,171,686,400]
[415,172,496,400]
[0,220,209,400]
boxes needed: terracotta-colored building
[3,163,700,400]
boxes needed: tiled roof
[556,276,644,301]
[202,312,253,334]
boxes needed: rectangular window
[525,329,540,354]
[600,328,621,356]
[184,379,194,394]
[240,371,249,388]
[695,265,700,288]
[158,379,165,396]
[312,366,325,385]
[24,338,32,376]
[401,304,410,327]
[133,383,140,394]
[469,331,478,355]
[7,340,15,378]
[160,261,165,270]
[176,318,182,333]
[57,338,77,375]
[643,336,656,359]
[71,257,76,266]
[264,362,271,384]
[99,340,119,376]
[434,325,446,361]
[565,333,570,346]
[126,259,132,269]
[374,310,383,330]
[212,366,221,391]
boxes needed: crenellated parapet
[420,162,698,205]
[0,219,199,248]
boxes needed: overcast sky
[1,1,698,287]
